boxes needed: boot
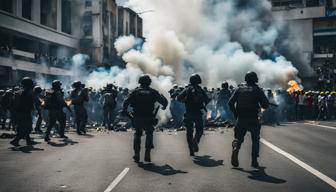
[60,135,68,139]
[133,152,140,162]
[189,149,195,156]
[144,150,151,162]
[10,140,20,147]
[231,148,239,167]
[44,136,50,142]
[251,158,259,168]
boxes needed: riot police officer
[44,80,72,142]
[123,75,168,162]
[218,82,234,123]
[71,81,89,135]
[228,72,269,168]
[101,83,118,130]
[177,74,210,156]
[10,77,35,146]
[33,86,43,133]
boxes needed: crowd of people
[0,77,335,145]
[0,44,72,69]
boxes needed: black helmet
[52,80,62,89]
[21,77,34,88]
[106,83,114,89]
[33,86,42,94]
[138,74,152,86]
[189,74,202,85]
[221,82,229,89]
[72,81,82,88]
[245,71,258,83]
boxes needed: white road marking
[104,168,129,192]
[303,123,336,130]
[260,138,336,190]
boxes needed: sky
[116,0,127,6]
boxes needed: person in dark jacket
[177,74,210,156]
[228,72,269,168]
[10,77,36,146]
[123,75,168,162]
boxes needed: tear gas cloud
[116,0,304,88]
[81,0,306,124]
[75,0,307,91]
[34,0,311,123]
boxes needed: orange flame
[287,80,302,93]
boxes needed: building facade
[80,0,118,67]
[0,0,143,87]
[271,0,336,89]
[0,0,81,87]
[117,6,143,38]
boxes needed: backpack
[13,89,23,111]
[186,86,204,107]
[44,90,56,110]
[104,92,116,107]
[13,89,33,112]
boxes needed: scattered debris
[0,133,16,139]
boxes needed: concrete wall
[0,11,79,48]
[272,6,325,20]
[0,56,72,76]
[288,19,314,52]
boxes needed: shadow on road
[10,145,44,153]
[233,167,286,184]
[81,133,94,138]
[138,162,188,176]
[193,155,224,167]
[47,139,79,147]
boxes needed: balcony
[313,53,334,58]
[272,6,325,20]
[0,11,79,48]
[0,48,72,76]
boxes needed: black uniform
[33,89,43,133]
[218,88,234,122]
[71,88,89,134]
[10,88,34,145]
[123,86,168,162]
[102,88,117,129]
[45,89,71,141]
[178,84,210,155]
[228,83,269,167]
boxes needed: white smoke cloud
[119,0,301,89]
[114,36,137,56]
[81,0,309,124]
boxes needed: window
[126,21,129,35]
[22,0,32,20]
[62,0,72,34]
[82,12,92,36]
[118,8,124,36]
[41,0,57,29]
[0,0,13,13]
[306,0,320,7]
[85,0,92,7]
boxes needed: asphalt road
[0,122,335,192]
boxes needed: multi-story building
[0,0,143,87]
[80,0,118,67]
[117,6,143,38]
[271,0,336,89]
[0,0,82,87]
